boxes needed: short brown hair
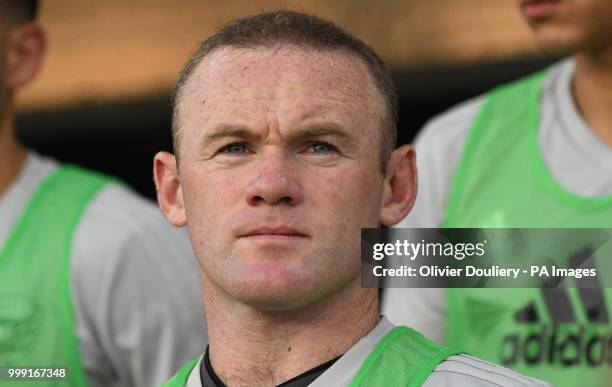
[171,10,397,172]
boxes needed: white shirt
[0,153,208,387]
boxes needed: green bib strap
[350,326,458,387]
[0,164,110,386]
[161,359,198,387]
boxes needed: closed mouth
[520,0,560,19]
[241,227,308,239]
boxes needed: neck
[0,108,27,197]
[572,47,612,147]
[202,274,379,387]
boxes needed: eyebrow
[293,125,352,142]
[200,126,260,147]
[200,122,356,149]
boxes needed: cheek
[307,168,383,278]
[181,170,244,231]
[308,167,383,228]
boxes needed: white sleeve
[424,355,551,386]
[70,184,207,387]
[382,96,484,344]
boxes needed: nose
[245,151,303,207]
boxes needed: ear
[154,152,187,227]
[5,21,46,90]
[379,144,417,226]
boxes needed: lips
[520,0,560,19]
[240,226,308,239]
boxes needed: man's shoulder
[66,165,196,287]
[416,60,566,151]
[73,178,194,271]
[425,354,550,387]
[162,357,201,387]
[394,95,487,228]
[420,95,485,139]
[374,324,550,386]
[68,173,189,252]
[411,95,486,182]
[415,94,485,152]
[26,155,164,232]
[85,181,164,229]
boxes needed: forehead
[178,45,385,131]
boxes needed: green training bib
[0,165,109,386]
[444,71,612,387]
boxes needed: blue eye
[220,142,249,154]
[308,142,338,154]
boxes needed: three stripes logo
[500,248,612,368]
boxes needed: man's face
[175,46,388,310]
[519,0,612,55]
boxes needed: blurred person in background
[155,10,549,387]
[0,1,206,386]
[383,0,612,386]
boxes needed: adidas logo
[500,248,612,367]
